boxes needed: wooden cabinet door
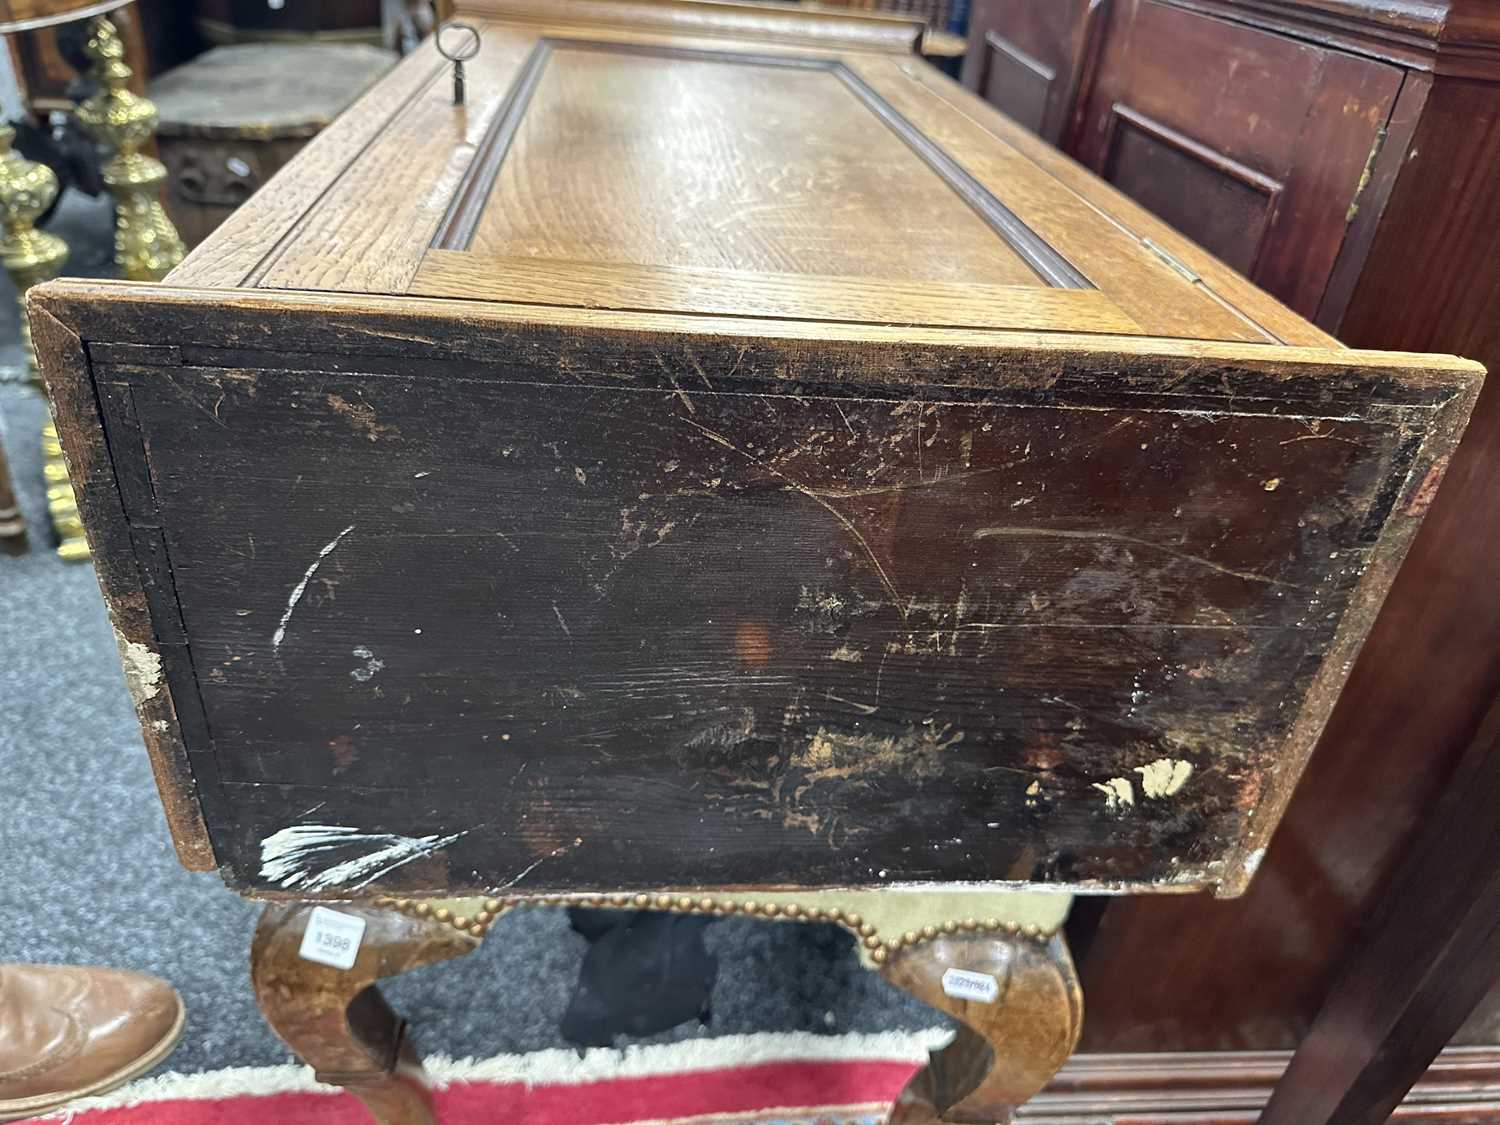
[959,0,1106,146]
[1072,0,1400,318]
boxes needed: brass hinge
[1141,237,1201,283]
[1346,124,1389,225]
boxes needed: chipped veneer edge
[115,630,164,704]
[30,293,218,872]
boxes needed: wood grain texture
[461,44,1042,286]
[960,0,1106,147]
[409,252,1144,332]
[165,6,1325,350]
[1071,58,1500,1060]
[37,1,1487,921]
[1160,0,1500,79]
[251,29,538,294]
[1025,1045,1500,1121]
[772,54,1265,344]
[885,932,1082,1123]
[27,297,218,871]
[1071,0,1401,318]
[252,903,479,1124]
[883,56,1341,349]
[165,42,449,290]
[32,277,1479,898]
[454,0,924,54]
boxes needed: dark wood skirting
[1019,1047,1500,1122]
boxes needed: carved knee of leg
[883,932,1082,1122]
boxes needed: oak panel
[464,44,1046,286]
[409,252,1145,331]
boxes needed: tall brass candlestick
[0,124,67,376]
[0,124,87,560]
[75,14,183,281]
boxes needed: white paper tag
[298,907,367,970]
[941,967,1000,1004]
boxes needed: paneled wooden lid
[167,0,1337,349]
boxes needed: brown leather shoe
[0,964,185,1121]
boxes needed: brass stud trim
[374,892,1060,947]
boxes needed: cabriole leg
[881,930,1082,1124]
[250,902,481,1125]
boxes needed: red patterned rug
[32,1031,944,1125]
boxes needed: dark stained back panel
[93,336,1438,897]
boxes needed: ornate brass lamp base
[0,126,68,367]
[0,124,88,561]
[76,14,184,281]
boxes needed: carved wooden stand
[250,901,1082,1125]
[251,904,481,1125]
[885,932,1082,1124]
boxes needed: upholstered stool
[250,892,1077,1124]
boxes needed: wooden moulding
[1026,1045,1500,1121]
[1164,0,1500,80]
[451,0,926,55]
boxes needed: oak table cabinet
[32,1,1482,1122]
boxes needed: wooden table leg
[881,930,1082,1124]
[251,903,482,1125]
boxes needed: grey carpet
[0,190,942,1076]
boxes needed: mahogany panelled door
[27,1,1482,1118]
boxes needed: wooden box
[31,0,1481,902]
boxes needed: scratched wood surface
[468,46,1042,284]
[32,280,1479,897]
[179,13,1275,345]
[29,0,1483,898]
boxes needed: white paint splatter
[259,824,466,891]
[1242,847,1268,879]
[1092,777,1135,811]
[1135,758,1194,798]
[271,526,355,653]
[115,634,163,704]
[350,645,384,682]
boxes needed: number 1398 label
[299,907,367,970]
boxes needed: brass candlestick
[75,14,183,281]
[0,125,67,376]
[0,124,87,560]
